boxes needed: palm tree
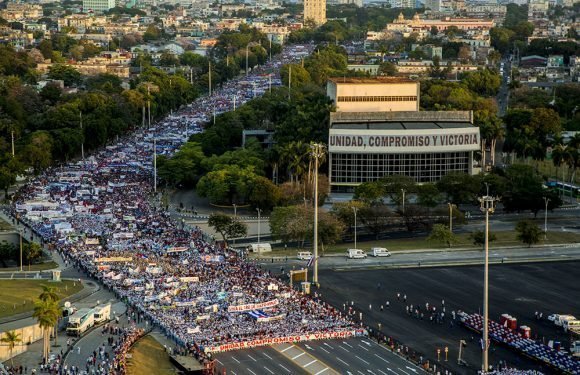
[38,286,60,347]
[1,330,22,368]
[25,243,43,271]
[32,299,59,360]
[552,144,569,182]
[39,285,59,303]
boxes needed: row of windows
[330,152,470,184]
[337,96,418,102]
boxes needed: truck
[93,303,112,324]
[563,319,580,333]
[347,249,367,259]
[548,314,577,327]
[66,308,95,336]
[249,243,272,253]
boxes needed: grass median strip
[0,279,83,319]
[127,335,178,375]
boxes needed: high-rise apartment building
[304,0,326,26]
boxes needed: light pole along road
[478,186,499,373]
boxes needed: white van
[371,247,391,257]
[297,251,313,260]
[347,249,367,259]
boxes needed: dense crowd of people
[110,327,146,375]
[7,43,358,369]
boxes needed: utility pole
[269,36,272,61]
[311,143,325,286]
[401,189,406,214]
[544,197,550,240]
[269,74,272,93]
[80,111,84,163]
[153,137,157,193]
[478,186,499,374]
[256,208,262,244]
[233,95,236,111]
[448,203,455,232]
[208,61,212,96]
[19,229,23,272]
[288,64,292,101]
[147,86,151,128]
[246,45,249,76]
[352,207,358,249]
[11,131,15,157]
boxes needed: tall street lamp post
[543,197,550,240]
[478,191,499,373]
[310,143,325,286]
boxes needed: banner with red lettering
[227,299,279,313]
[204,330,360,353]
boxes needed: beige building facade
[304,0,326,26]
[326,77,420,113]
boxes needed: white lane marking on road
[247,369,258,375]
[358,344,369,351]
[264,366,274,374]
[319,346,330,354]
[292,352,306,360]
[304,359,318,368]
[248,354,257,362]
[378,370,388,375]
[279,364,291,373]
[232,356,240,363]
[405,366,418,373]
[314,368,328,375]
[357,371,366,375]
[362,340,372,346]
[336,356,350,367]
[324,342,335,350]
[305,344,314,350]
[386,369,398,374]
[343,341,354,348]
[216,359,224,365]
[231,372,237,375]
[263,352,272,360]
[339,345,350,352]
[373,353,390,364]
[399,369,411,375]
[356,355,370,365]
[281,345,293,352]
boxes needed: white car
[297,251,313,260]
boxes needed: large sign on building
[329,128,480,154]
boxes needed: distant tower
[304,0,326,26]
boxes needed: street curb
[251,242,580,260]
[331,255,580,272]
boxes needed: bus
[544,180,580,198]
[66,308,95,336]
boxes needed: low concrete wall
[0,322,44,362]
[0,231,20,248]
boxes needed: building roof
[331,121,474,130]
[329,111,474,129]
[327,77,415,84]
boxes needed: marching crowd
[8,42,357,369]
